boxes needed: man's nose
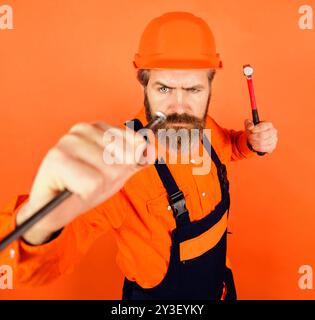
[171,89,188,114]
[175,88,183,105]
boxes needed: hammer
[243,64,266,156]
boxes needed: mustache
[164,113,202,125]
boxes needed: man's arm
[0,120,152,288]
[0,185,133,288]
[0,194,114,288]
[225,129,257,161]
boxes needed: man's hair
[136,69,216,87]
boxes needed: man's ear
[137,69,151,87]
[208,69,216,82]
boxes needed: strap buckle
[168,190,188,220]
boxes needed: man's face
[144,69,212,131]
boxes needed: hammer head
[243,64,254,78]
[154,111,167,121]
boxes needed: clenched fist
[16,122,154,245]
[244,119,278,154]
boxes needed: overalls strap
[125,118,190,226]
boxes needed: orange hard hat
[133,12,222,69]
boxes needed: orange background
[0,0,314,299]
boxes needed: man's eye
[188,88,200,93]
[159,86,169,93]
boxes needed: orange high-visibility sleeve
[0,192,128,288]
[206,116,256,161]
[227,129,257,161]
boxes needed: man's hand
[244,119,278,154]
[16,122,153,245]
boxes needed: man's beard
[144,91,211,153]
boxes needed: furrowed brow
[182,84,205,90]
[153,81,175,89]
[153,81,205,90]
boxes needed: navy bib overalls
[122,119,237,300]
